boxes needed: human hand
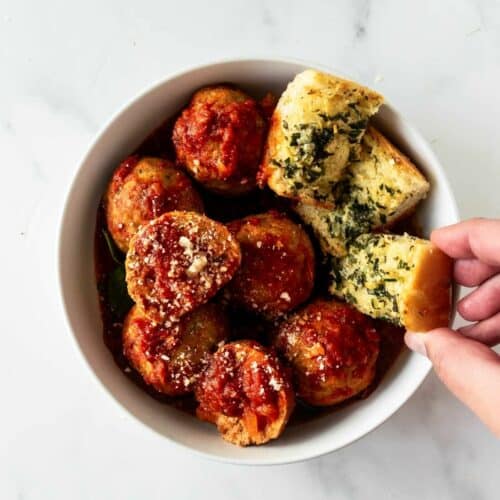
[405,218,500,436]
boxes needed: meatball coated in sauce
[126,211,241,324]
[123,304,229,396]
[195,340,295,446]
[274,299,380,406]
[226,211,315,319]
[105,156,204,252]
[172,85,266,195]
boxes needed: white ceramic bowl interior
[59,59,460,465]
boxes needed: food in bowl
[273,298,380,406]
[259,69,384,207]
[225,211,315,319]
[105,156,204,252]
[123,303,229,396]
[94,69,452,447]
[329,233,453,331]
[172,85,267,195]
[125,211,241,324]
[294,126,430,257]
[195,340,295,446]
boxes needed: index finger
[431,218,500,266]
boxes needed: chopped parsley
[398,260,411,270]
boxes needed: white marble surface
[1,0,499,498]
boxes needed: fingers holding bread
[457,274,500,322]
[453,258,500,287]
[430,218,500,333]
[329,234,453,331]
[459,312,500,347]
[431,218,500,265]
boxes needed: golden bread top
[296,127,430,256]
[261,69,384,206]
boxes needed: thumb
[405,328,500,436]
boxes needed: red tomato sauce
[301,302,378,383]
[94,109,410,425]
[196,341,284,428]
[175,100,264,181]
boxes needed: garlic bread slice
[329,233,452,331]
[260,70,384,206]
[296,127,430,256]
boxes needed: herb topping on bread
[329,233,452,331]
[296,127,430,256]
[259,70,384,206]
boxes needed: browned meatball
[172,85,266,195]
[274,299,380,406]
[123,303,229,396]
[126,211,241,325]
[105,156,204,252]
[195,340,295,446]
[225,211,315,319]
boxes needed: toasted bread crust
[365,127,419,175]
[259,106,285,185]
[403,244,453,331]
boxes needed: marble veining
[1,0,499,499]
[353,0,370,40]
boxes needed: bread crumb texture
[296,127,430,256]
[260,70,383,206]
[329,233,452,331]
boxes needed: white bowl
[58,58,459,465]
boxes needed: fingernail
[404,331,428,357]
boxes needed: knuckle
[429,345,449,379]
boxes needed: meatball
[126,211,241,324]
[172,85,266,195]
[195,340,295,446]
[123,303,229,396]
[105,156,204,252]
[225,211,315,319]
[274,299,380,406]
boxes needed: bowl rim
[57,56,460,465]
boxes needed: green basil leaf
[106,265,133,319]
[102,229,124,265]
